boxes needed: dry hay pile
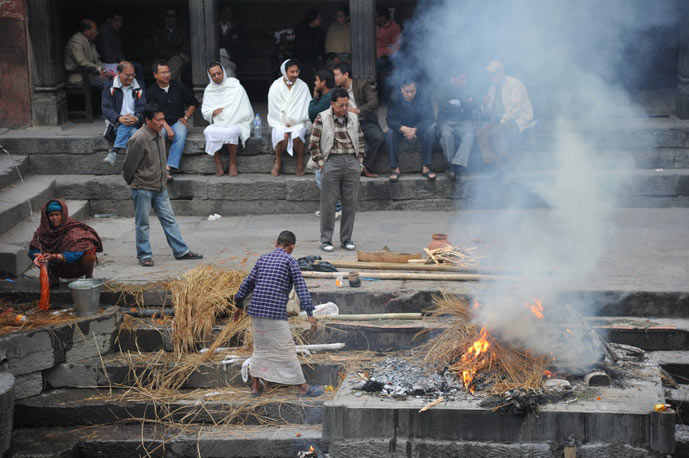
[424,245,479,268]
[422,294,550,395]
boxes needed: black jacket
[386,91,433,133]
[146,81,199,125]
[101,78,146,125]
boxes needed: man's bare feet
[271,161,280,177]
[229,163,238,176]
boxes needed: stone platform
[324,364,674,457]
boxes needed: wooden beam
[302,271,503,281]
[349,0,376,80]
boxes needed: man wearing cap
[477,60,534,167]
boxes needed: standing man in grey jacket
[308,88,366,252]
[122,104,203,266]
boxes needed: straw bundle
[168,265,246,354]
[422,294,549,394]
[0,305,79,336]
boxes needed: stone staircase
[4,287,689,456]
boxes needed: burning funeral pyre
[353,294,648,415]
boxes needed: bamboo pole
[319,313,423,321]
[325,260,502,274]
[301,271,503,281]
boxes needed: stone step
[0,155,29,190]
[46,169,689,218]
[14,388,328,427]
[44,352,344,390]
[0,175,55,235]
[0,200,88,276]
[9,423,325,458]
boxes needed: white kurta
[486,75,534,132]
[267,76,312,156]
[201,73,254,155]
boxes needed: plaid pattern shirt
[309,112,366,163]
[234,248,314,320]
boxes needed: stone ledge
[0,372,14,456]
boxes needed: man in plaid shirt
[234,231,322,397]
[308,87,366,253]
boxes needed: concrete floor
[21,208,689,294]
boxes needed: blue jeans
[131,188,190,260]
[162,120,188,169]
[439,120,475,168]
[315,169,342,212]
[386,123,436,169]
[114,124,138,149]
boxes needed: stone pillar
[349,0,376,80]
[677,5,689,119]
[189,0,218,122]
[27,0,66,125]
[0,0,32,128]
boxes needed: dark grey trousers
[320,154,361,244]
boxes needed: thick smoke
[394,0,681,369]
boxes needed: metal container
[68,279,104,316]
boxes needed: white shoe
[335,210,342,220]
[315,210,321,217]
[104,150,117,165]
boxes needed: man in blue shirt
[234,231,323,397]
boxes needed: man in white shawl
[201,62,254,176]
[267,59,312,176]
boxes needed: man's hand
[313,86,320,98]
[32,253,46,267]
[212,107,224,117]
[400,126,416,140]
[347,106,360,115]
[119,115,137,126]
[50,253,65,262]
[178,117,188,127]
[308,316,318,331]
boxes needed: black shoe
[176,251,203,260]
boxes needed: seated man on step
[201,62,254,176]
[102,61,146,165]
[267,59,312,176]
[29,200,103,288]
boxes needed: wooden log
[325,260,505,274]
[302,271,502,281]
[321,313,423,321]
[295,343,345,352]
[357,250,423,263]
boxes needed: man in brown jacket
[332,63,383,177]
[64,19,113,88]
[123,103,202,266]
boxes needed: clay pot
[428,233,452,250]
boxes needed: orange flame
[458,327,491,393]
[528,299,544,319]
[543,370,553,378]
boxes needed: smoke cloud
[394,0,682,370]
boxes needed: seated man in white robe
[267,59,312,176]
[201,62,254,176]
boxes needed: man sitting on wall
[147,61,199,177]
[386,78,436,182]
[65,19,114,88]
[102,62,146,165]
[477,60,534,169]
[267,59,312,176]
[201,62,254,176]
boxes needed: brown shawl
[29,199,103,254]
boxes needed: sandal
[421,167,437,181]
[139,257,154,267]
[389,170,400,183]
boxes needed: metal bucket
[68,279,104,316]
